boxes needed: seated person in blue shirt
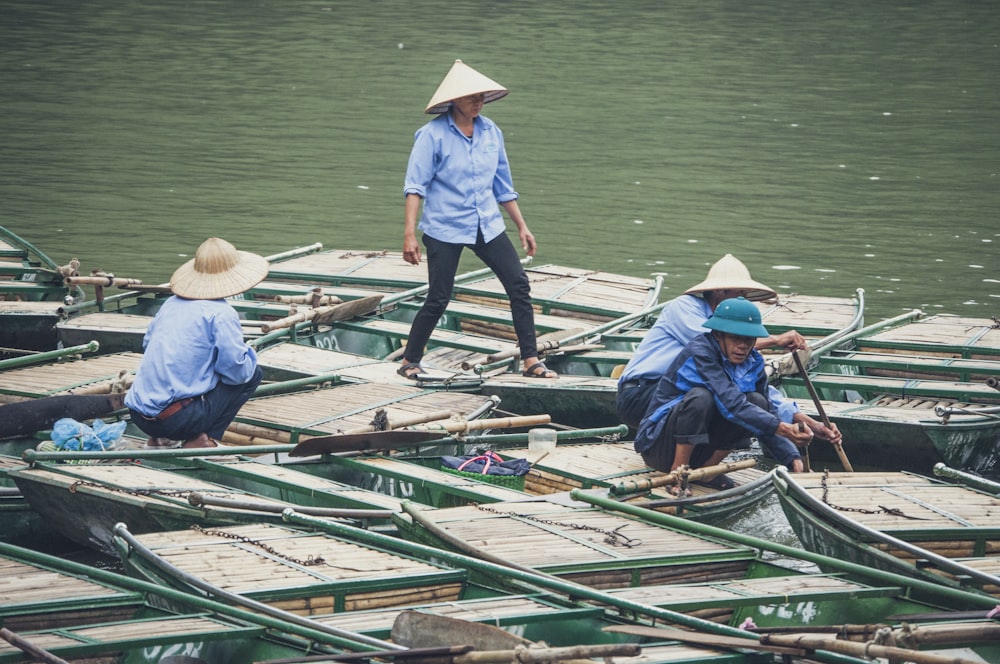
[125,237,266,449]
[398,59,556,380]
[634,297,841,491]
[616,254,806,433]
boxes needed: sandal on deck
[397,361,424,380]
[693,474,738,491]
[522,361,558,379]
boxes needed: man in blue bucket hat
[634,297,841,493]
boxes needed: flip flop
[693,474,738,491]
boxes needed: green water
[2,0,997,322]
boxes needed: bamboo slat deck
[496,442,765,502]
[454,264,657,321]
[257,342,473,384]
[312,596,577,633]
[189,456,407,511]
[398,499,757,589]
[129,523,466,615]
[606,573,880,623]
[820,350,1000,382]
[0,555,140,632]
[266,250,428,288]
[856,315,1000,360]
[0,351,139,399]
[781,371,1000,404]
[330,455,534,505]
[234,382,494,439]
[0,615,254,657]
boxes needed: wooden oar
[762,631,990,664]
[289,414,551,456]
[0,627,70,664]
[603,624,805,657]
[791,349,854,471]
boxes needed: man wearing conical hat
[125,237,267,448]
[634,298,841,491]
[617,255,810,470]
[397,60,557,380]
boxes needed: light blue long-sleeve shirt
[123,296,257,417]
[403,113,518,244]
[620,293,798,422]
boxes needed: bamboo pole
[762,632,992,664]
[610,459,756,495]
[0,627,70,664]
[792,349,854,472]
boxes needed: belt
[154,397,198,421]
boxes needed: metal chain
[475,504,643,548]
[69,479,195,498]
[820,470,927,520]
[191,525,326,566]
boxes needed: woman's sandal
[522,361,558,379]
[397,361,424,380]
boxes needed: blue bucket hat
[703,297,770,338]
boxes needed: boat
[777,312,1000,473]
[0,539,441,664]
[771,467,1000,599]
[113,511,1000,664]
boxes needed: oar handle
[792,350,854,472]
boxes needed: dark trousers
[640,386,756,472]
[616,379,658,431]
[402,230,538,363]
[129,366,262,441]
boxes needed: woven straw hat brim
[170,240,269,300]
[684,254,777,302]
[425,59,508,114]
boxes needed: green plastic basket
[441,465,526,491]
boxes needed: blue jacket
[634,332,781,454]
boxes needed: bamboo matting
[257,342,468,384]
[313,596,566,633]
[0,352,139,397]
[132,523,464,613]
[858,315,1000,359]
[0,615,235,656]
[756,293,860,334]
[793,472,1000,531]
[57,312,153,334]
[339,456,531,502]
[0,557,130,607]
[199,457,406,511]
[267,250,428,287]
[235,382,494,435]
[403,499,752,588]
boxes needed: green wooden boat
[771,467,1000,599]
[0,540,433,663]
[778,313,1000,473]
[114,513,1000,664]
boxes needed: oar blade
[288,429,448,456]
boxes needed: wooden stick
[763,632,988,664]
[610,459,756,495]
[792,349,854,472]
[0,628,70,664]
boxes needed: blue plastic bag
[51,417,127,452]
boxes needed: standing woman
[398,59,557,380]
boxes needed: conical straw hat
[684,254,777,302]
[170,237,268,300]
[424,59,508,114]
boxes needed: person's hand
[402,233,421,265]
[776,420,814,447]
[519,227,537,256]
[768,330,808,351]
[813,421,843,446]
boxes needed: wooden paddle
[288,414,551,456]
[603,624,806,657]
[288,429,449,456]
[609,459,756,496]
[260,294,383,332]
[0,627,70,664]
[791,349,854,472]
